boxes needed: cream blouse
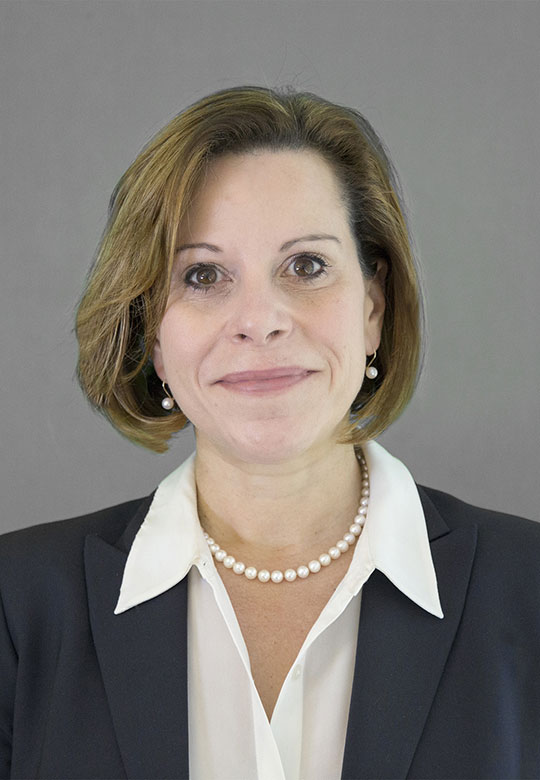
[115,439,443,780]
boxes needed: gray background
[1,0,539,534]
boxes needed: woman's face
[153,149,386,465]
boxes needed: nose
[226,283,293,346]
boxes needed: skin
[152,148,387,562]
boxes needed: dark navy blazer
[1,484,540,779]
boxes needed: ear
[363,258,388,354]
[152,337,167,383]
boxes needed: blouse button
[292,664,302,680]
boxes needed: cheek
[322,296,367,399]
[319,292,365,355]
[158,310,206,382]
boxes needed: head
[76,85,424,454]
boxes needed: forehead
[180,149,349,240]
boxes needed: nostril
[233,328,283,343]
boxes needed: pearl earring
[161,381,175,410]
[365,350,378,379]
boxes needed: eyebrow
[175,233,341,254]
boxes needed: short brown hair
[75,85,425,452]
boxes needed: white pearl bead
[355,517,366,529]
[205,453,371,584]
[366,366,378,379]
[161,397,174,410]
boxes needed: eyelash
[183,253,330,293]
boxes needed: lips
[215,366,316,394]
[217,366,312,383]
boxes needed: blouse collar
[114,439,443,619]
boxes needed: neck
[193,437,364,566]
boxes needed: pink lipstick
[216,367,315,394]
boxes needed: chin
[216,419,331,466]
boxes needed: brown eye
[194,267,217,285]
[293,256,317,276]
[289,253,328,279]
[184,265,221,289]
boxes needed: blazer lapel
[341,486,478,780]
[84,497,190,780]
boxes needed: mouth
[215,367,317,394]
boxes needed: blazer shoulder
[1,494,152,548]
[418,483,539,534]
[418,483,540,576]
[0,494,154,587]
[0,494,155,652]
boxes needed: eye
[182,253,330,294]
[286,253,329,280]
[184,264,224,292]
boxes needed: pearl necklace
[203,449,369,584]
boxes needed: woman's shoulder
[0,494,153,579]
[418,484,540,647]
[417,482,540,573]
[0,494,153,657]
[418,483,539,534]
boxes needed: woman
[1,85,539,780]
